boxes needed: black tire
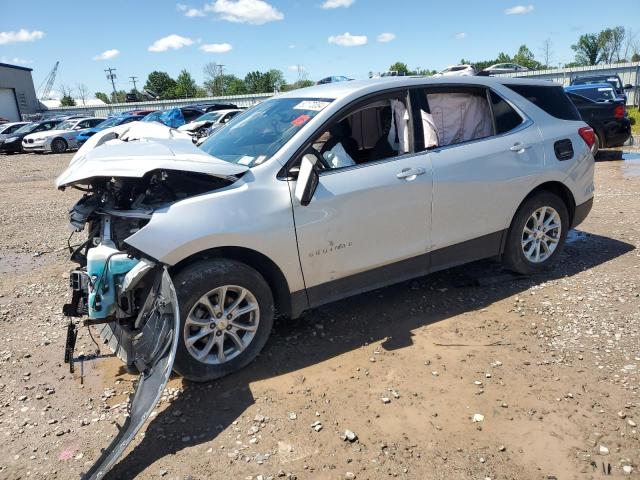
[592,131,601,157]
[51,138,67,154]
[172,258,274,382]
[502,192,569,275]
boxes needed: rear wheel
[502,192,569,275]
[51,138,67,154]
[172,258,274,382]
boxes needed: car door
[417,86,544,269]
[290,90,433,306]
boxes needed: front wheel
[502,192,569,275]
[172,258,274,382]
[51,138,67,154]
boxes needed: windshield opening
[196,112,223,122]
[200,98,333,167]
[57,120,75,130]
[15,123,38,134]
[579,87,616,102]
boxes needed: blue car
[564,83,621,103]
[76,114,146,146]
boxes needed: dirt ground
[0,149,638,480]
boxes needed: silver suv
[58,76,595,476]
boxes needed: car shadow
[105,231,634,479]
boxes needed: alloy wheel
[184,285,259,365]
[521,206,562,263]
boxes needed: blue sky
[1,0,637,98]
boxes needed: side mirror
[624,84,634,90]
[294,154,320,206]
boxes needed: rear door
[411,85,544,268]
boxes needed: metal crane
[38,61,59,101]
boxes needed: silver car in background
[56,76,595,477]
[23,117,105,153]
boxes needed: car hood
[178,120,211,132]
[55,122,248,188]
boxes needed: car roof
[574,74,620,80]
[276,76,561,101]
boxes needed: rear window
[505,84,581,121]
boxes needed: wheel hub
[521,206,562,264]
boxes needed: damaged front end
[57,125,248,479]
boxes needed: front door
[289,91,433,306]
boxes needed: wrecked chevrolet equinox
[57,77,594,478]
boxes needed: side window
[411,86,493,151]
[505,84,581,121]
[489,91,524,134]
[77,120,90,129]
[307,92,410,170]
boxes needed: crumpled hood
[55,121,248,188]
[178,120,209,132]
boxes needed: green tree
[599,26,625,63]
[512,44,542,69]
[389,62,410,75]
[60,95,76,107]
[281,79,315,91]
[173,69,199,98]
[144,71,177,99]
[267,69,286,92]
[572,33,602,65]
[633,52,640,62]
[95,92,111,104]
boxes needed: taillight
[614,104,625,119]
[578,127,596,149]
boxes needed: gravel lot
[0,150,638,480]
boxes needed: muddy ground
[0,150,638,480]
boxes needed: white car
[177,109,242,143]
[434,64,476,77]
[481,63,530,76]
[22,117,105,153]
[56,76,595,478]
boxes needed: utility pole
[105,68,118,103]
[216,64,224,97]
[129,76,139,92]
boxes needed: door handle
[396,167,426,179]
[510,143,530,153]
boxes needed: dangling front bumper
[64,267,179,480]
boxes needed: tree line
[59,25,639,106]
[90,63,314,104]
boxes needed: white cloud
[177,3,206,16]
[200,42,233,53]
[205,0,283,25]
[328,32,367,47]
[504,4,534,15]
[0,56,33,65]
[377,32,395,43]
[93,49,120,61]
[455,32,467,40]
[321,0,354,9]
[148,34,194,52]
[0,29,44,45]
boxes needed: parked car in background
[122,109,158,116]
[0,117,9,125]
[433,65,476,77]
[0,121,30,141]
[565,84,631,155]
[178,109,242,142]
[193,103,239,112]
[142,107,205,128]
[0,119,62,154]
[317,75,353,84]
[478,63,530,76]
[570,74,632,102]
[22,117,105,153]
[75,115,145,147]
